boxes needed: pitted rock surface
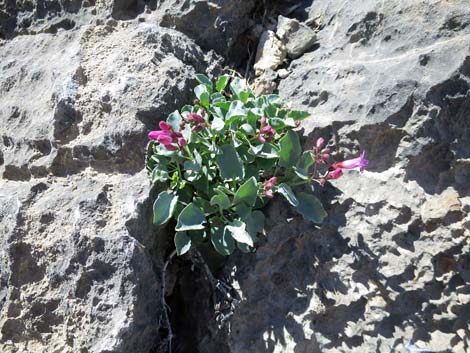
[1,0,470,352]
[0,10,220,352]
[222,1,470,353]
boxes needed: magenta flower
[264,177,277,189]
[333,151,368,172]
[257,117,276,144]
[186,113,206,124]
[263,176,277,198]
[149,121,187,151]
[316,137,325,149]
[159,121,172,131]
[328,168,343,180]
[178,137,187,147]
[148,130,173,145]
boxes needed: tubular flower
[333,151,369,172]
[263,176,277,198]
[312,137,330,164]
[148,121,186,150]
[257,117,276,143]
[185,110,208,132]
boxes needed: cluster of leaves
[146,74,327,256]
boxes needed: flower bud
[316,137,325,148]
[159,121,171,131]
[178,137,187,147]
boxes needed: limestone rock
[220,1,470,353]
[0,20,219,353]
[155,0,256,56]
[276,15,317,59]
[253,30,286,76]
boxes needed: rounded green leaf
[175,232,192,255]
[195,74,213,93]
[211,225,235,256]
[210,191,231,211]
[234,176,258,207]
[288,110,310,121]
[175,203,206,231]
[225,100,246,124]
[224,220,254,246]
[295,192,327,224]
[216,144,245,180]
[166,110,182,131]
[216,75,230,92]
[277,183,299,207]
[244,210,265,236]
[153,191,178,225]
[279,130,302,168]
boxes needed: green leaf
[224,220,254,246]
[230,77,246,98]
[288,110,310,121]
[195,74,213,93]
[216,144,245,180]
[258,143,280,159]
[152,167,169,183]
[266,94,282,107]
[167,110,182,131]
[175,203,206,231]
[211,117,225,132]
[295,192,327,224]
[244,210,265,236]
[277,183,299,207]
[211,225,235,256]
[210,92,226,103]
[210,190,231,211]
[294,151,314,180]
[216,75,230,92]
[194,84,210,108]
[175,232,192,255]
[268,117,286,131]
[189,229,207,245]
[234,176,258,207]
[279,130,302,168]
[225,100,246,124]
[240,123,255,136]
[153,191,178,225]
[235,202,251,219]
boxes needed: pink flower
[149,121,186,151]
[327,168,343,180]
[257,117,276,144]
[333,151,368,172]
[186,113,206,124]
[178,137,187,146]
[263,176,277,198]
[316,137,325,149]
[148,130,173,145]
[159,121,172,131]
[264,177,277,189]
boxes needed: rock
[421,188,461,223]
[0,20,220,352]
[276,15,317,59]
[155,0,256,56]
[253,30,287,76]
[218,1,470,353]
[252,69,278,96]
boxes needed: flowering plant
[146,74,368,255]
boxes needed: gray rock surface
[155,0,256,56]
[0,10,220,352]
[277,15,317,59]
[1,0,470,352]
[224,1,470,353]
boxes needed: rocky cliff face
[0,1,469,353]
